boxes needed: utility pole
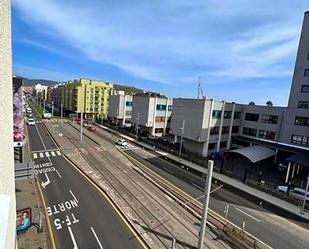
[80,112,83,143]
[198,160,214,249]
[51,101,54,116]
[179,120,185,159]
[136,112,140,139]
[301,174,309,214]
[60,104,63,121]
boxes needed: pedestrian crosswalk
[32,150,62,159]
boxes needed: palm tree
[266,100,273,106]
[248,101,255,105]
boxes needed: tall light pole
[198,160,214,249]
[51,101,54,116]
[60,104,63,121]
[80,112,83,143]
[136,112,140,139]
[179,120,185,159]
[301,174,309,214]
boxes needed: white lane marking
[56,150,61,156]
[91,227,104,249]
[34,123,47,150]
[41,173,51,189]
[45,151,50,157]
[235,207,262,222]
[163,167,174,175]
[68,226,79,249]
[51,151,56,156]
[55,169,62,178]
[69,189,78,203]
[192,183,204,191]
[33,153,38,159]
[39,152,44,158]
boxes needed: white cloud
[12,0,309,86]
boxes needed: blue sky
[12,0,309,106]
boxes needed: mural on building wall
[16,207,32,232]
[13,77,24,147]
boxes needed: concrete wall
[0,0,16,248]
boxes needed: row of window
[156,104,172,112]
[209,126,239,135]
[291,134,309,146]
[298,101,309,109]
[208,141,227,150]
[242,127,276,140]
[212,110,241,119]
[126,101,133,107]
[244,113,279,124]
[155,116,166,123]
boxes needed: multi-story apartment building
[281,11,309,147]
[131,93,172,137]
[108,94,133,126]
[59,78,113,119]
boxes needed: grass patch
[31,100,44,116]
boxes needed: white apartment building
[131,93,172,137]
[108,95,133,127]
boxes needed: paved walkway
[99,124,309,222]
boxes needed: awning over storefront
[229,145,276,163]
[286,152,309,167]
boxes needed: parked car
[290,188,309,201]
[116,139,128,147]
[26,107,32,114]
[83,121,89,127]
[27,118,35,126]
[27,113,33,118]
[87,125,96,132]
[276,185,288,193]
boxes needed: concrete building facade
[0,0,16,248]
[108,95,133,126]
[131,93,172,137]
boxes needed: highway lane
[81,124,309,249]
[27,121,145,249]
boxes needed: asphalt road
[27,120,144,249]
[80,124,309,249]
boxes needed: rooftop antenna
[197,77,206,99]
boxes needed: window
[125,110,132,116]
[168,105,172,111]
[220,141,227,148]
[210,126,219,135]
[291,134,309,146]
[224,111,232,119]
[234,111,241,119]
[301,85,309,93]
[243,127,257,136]
[258,130,276,140]
[261,114,278,124]
[222,126,230,134]
[295,116,309,126]
[126,101,132,107]
[298,101,309,109]
[155,128,164,133]
[305,69,309,77]
[208,143,215,150]
[156,104,166,111]
[245,113,259,122]
[212,110,221,119]
[232,126,239,133]
[155,116,166,122]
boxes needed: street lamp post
[51,101,54,117]
[136,112,140,139]
[198,160,214,249]
[178,120,185,159]
[80,112,83,143]
[301,175,309,214]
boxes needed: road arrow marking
[41,173,51,189]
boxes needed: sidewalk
[99,124,309,223]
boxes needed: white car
[27,118,35,126]
[116,139,128,147]
[290,188,309,201]
[276,185,288,193]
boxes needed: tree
[248,101,255,105]
[266,100,273,107]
